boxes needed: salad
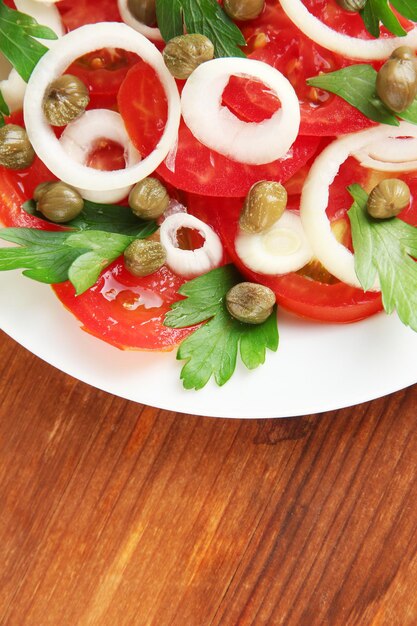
[0,0,417,392]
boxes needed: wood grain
[0,331,416,626]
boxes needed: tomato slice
[118,52,321,197]
[53,262,191,351]
[0,115,191,351]
[57,0,121,31]
[67,49,141,110]
[187,193,383,324]
[224,0,376,136]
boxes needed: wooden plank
[0,332,416,626]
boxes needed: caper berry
[163,34,214,80]
[223,0,265,21]
[129,177,170,220]
[33,181,54,202]
[239,181,287,234]
[0,124,35,170]
[124,239,166,277]
[335,0,366,12]
[127,0,156,26]
[43,74,90,126]
[37,182,84,223]
[226,282,276,325]
[367,179,410,219]
[376,47,417,113]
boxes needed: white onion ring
[24,23,181,191]
[117,0,163,42]
[352,137,417,172]
[300,122,417,290]
[279,0,417,61]
[59,110,141,203]
[236,211,313,275]
[159,213,223,278]
[181,57,300,165]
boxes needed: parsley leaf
[307,65,417,126]
[0,89,9,127]
[0,0,57,82]
[361,0,406,38]
[0,228,137,294]
[348,183,417,332]
[360,0,417,38]
[66,231,133,294]
[0,229,85,283]
[164,265,279,389]
[22,199,158,237]
[155,0,246,58]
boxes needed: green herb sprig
[361,0,417,38]
[348,183,417,331]
[307,64,417,126]
[0,202,157,294]
[22,199,158,237]
[155,0,246,58]
[0,0,57,124]
[164,265,279,389]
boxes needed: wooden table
[0,331,416,626]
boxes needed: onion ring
[181,57,300,165]
[59,109,141,203]
[159,213,223,278]
[300,122,417,290]
[24,23,181,192]
[279,0,417,61]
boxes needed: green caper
[335,0,366,12]
[367,179,410,219]
[163,34,215,80]
[37,181,84,223]
[129,177,170,220]
[33,181,54,202]
[124,239,166,277]
[127,0,156,26]
[376,47,417,113]
[226,282,276,325]
[223,0,265,21]
[239,181,287,234]
[0,124,35,170]
[43,74,90,126]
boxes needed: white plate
[1,269,416,418]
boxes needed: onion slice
[59,109,141,203]
[159,213,223,278]
[236,211,313,275]
[117,0,163,42]
[181,57,300,165]
[24,23,181,192]
[300,122,417,290]
[352,137,417,172]
[279,0,417,61]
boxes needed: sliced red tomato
[0,113,191,351]
[187,193,383,324]
[117,61,169,160]
[53,262,191,350]
[66,49,141,110]
[158,124,320,197]
[222,0,376,136]
[56,0,121,31]
[118,51,321,197]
